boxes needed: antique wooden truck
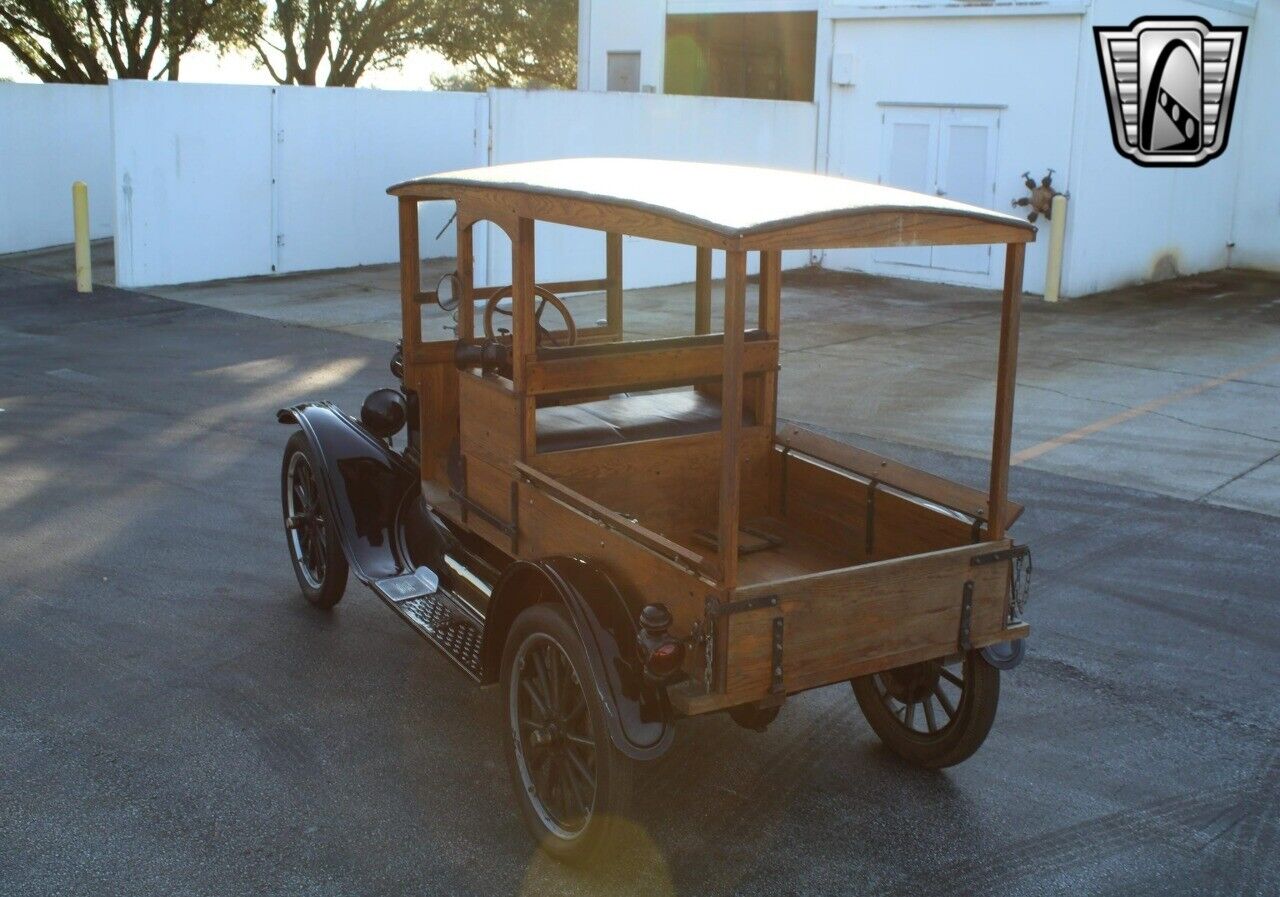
[277,158,1034,860]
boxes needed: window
[664,12,817,102]
[607,52,642,92]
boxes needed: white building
[576,0,1279,297]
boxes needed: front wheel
[281,430,348,609]
[851,651,999,769]
[501,603,634,863]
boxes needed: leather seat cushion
[536,389,754,453]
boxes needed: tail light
[637,604,686,684]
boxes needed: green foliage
[429,0,576,89]
[235,0,438,86]
[0,0,265,83]
[0,0,578,88]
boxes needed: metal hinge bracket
[770,616,785,695]
[971,544,1030,566]
[705,594,779,618]
[958,580,974,652]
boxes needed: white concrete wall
[111,81,486,287]
[819,12,1083,293]
[483,88,818,289]
[0,84,113,254]
[1060,0,1256,297]
[1229,0,1280,271]
[112,81,274,286]
[272,87,486,274]
[581,0,667,92]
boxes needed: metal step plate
[374,566,440,603]
[396,595,483,679]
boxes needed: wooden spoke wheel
[851,651,999,769]
[502,604,632,862]
[483,285,578,347]
[281,431,348,609]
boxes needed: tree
[0,0,263,83]
[233,0,438,87]
[429,0,576,89]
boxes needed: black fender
[481,557,675,761]
[278,401,417,583]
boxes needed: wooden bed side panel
[531,427,773,539]
[515,480,710,632]
[774,449,870,564]
[464,454,517,549]
[458,373,521,469]
[723,542,1014,702]
[870,489,976,561]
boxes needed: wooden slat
[741,210,1034,251]
[515,478,711,629]
[531,426,773,541]
[606,232,623,337]
[757,250,781,433]
[989,243,1025,540]
[777,424,1022,523]
[457,222,475,341]
[398,198,421,348]
[512,218,536,392]
[724,541,1020,701]
[458,373,520,469]
[525,338,778,396]
[515,462,713,577]
[717,250,748,589]
[391,183,1035,251]
[695,246,712,335]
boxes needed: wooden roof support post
[718,249,748,590]
[606,232,623,339]
[695,246,712,335]
[398,198,422,348]
[988,242,1025,540]
[758,250,782,433]
[512,218,536,393]
[456,217,475,341]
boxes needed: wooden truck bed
[512,422,1027,716]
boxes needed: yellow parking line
[1011,353,1280,466]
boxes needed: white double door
[875,106,1000,275]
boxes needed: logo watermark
[1094,16,1247,167]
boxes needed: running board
[371,568,484,681]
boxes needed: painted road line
[1012,353,1280,466]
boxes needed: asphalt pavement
[1,268,1277,896]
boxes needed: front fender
[278,402,417,583]
[483,557,675,761]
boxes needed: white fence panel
[484,90,818,289]
[112,81,273,287]
[273,88,487,273]
[0,84,113,254]
[111,81,486,287]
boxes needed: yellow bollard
[72,181,92,293]
[1043,193,1067,303]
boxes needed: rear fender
[278,402,417,583]
[481,557,674,761]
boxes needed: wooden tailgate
[722,541,1027,702]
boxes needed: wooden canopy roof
[389,158,1035,252]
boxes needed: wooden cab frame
[387,158,1035,716]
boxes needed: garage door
[875,106,1000,275]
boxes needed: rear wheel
[281,431,348,609]
[852,651,999,768]
[501,603,633,863]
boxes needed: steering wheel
[483,285,578,348]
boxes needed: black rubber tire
[852,651,999,769]
[281,430,349,609]
[501,603,634,864]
